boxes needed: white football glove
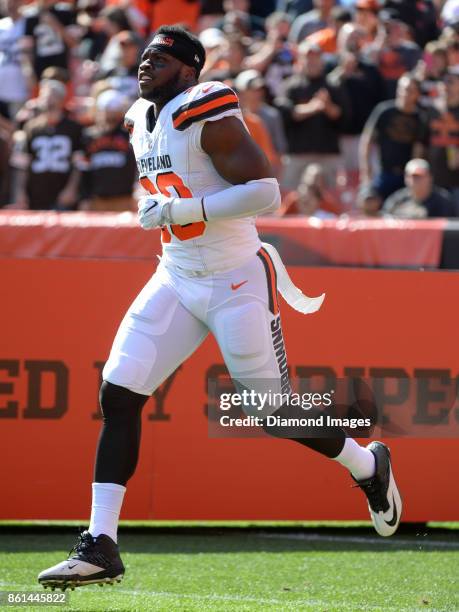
[137,194,174,230]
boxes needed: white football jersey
[125,81,261,273]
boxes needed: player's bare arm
[201,116,272,184]
[138,117,281,228]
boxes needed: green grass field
[0,524,458,612]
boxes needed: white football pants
[103,247,290,416]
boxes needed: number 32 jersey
[125,82,262,273]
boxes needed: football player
[38,26,402,591]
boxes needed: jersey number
[140,171,206,242]
[31,135,71,173]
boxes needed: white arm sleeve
[170,177,281,225]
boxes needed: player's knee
[99,380,149,422]
[103,350,156,396]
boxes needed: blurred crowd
[1,0,459,219]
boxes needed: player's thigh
[208,294,290,416]
[103,274,208,395]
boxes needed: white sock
[88,482,126,543]
[333,438,376,481]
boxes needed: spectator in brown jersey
[275,41,349,190]
[328,23,385,176]
[11,79,83,210]
[79,89,136,211]
[359,73,425,199]
[422,67,459,208]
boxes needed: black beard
[139,70,184,106]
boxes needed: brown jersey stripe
[172,87,237,120]
[173,94,239,130]
[257,247,279,315]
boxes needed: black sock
[263,404,346,458]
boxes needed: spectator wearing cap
[200,35,248,82]
[198,27,231,81]
[365,8,422,98]
[359,72,425,199]
[305,6,352,55]
[235,69,287,175]
[383,158,456,218]
[289,0,336,44]
[422,67,459,208]
[353,0,380,47]
[199,27,226,56]
[244,12,295,100]
[328,22,385,174]
[11,79,83,210]
[95,30,141,102]
[232,74,279,175]
[78,89,136,211]
[276,40,350,190]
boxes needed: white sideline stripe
[256,532,459,549]
[0,582,450,612]
[114,588,449,612]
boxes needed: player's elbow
[257,177,281,214]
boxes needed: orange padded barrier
[1,258,458,520]
[0,211,445,267]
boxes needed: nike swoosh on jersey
[202,84,214,93]
[384,494,398,527]
[231,280,248,291]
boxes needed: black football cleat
[354,441,402,537]
[38,531,125,591]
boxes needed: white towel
[261,242,325,314]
